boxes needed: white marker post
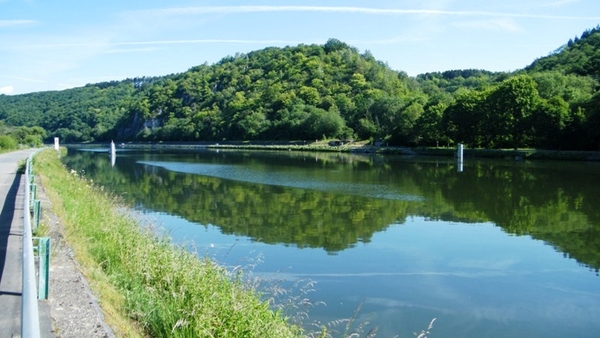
[110,141,116,167]
[457,143,464,172]
[54,137,59,150]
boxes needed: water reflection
[62,148,600,272]
[61,148,600,337]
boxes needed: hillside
[1,29,600,150]
[117,39,425,143]
[526,25,600,79]
[0,82,136,142]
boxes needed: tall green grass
[34,149,302,337]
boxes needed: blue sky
[1,0,599,95]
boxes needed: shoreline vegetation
[67,140,600,162]
[34,149,304,337]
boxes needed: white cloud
[101,47,161,54]
[125,5,600,20]
[540,0,579,7]
[0,75,44,83]
[0,20,36,28]
[453,18,522,32]
[0,85,14,94]
[11,39,307,50]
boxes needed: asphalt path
[0,148,53,337]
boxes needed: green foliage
[2,27,600,150]
[487,75,540,149]
[11,125,46,146]
[530,96,569,149]
[584,91,600,149]
[0,122,46,149]
[442,88,491,148]
[0,81,135,143]
[131,42,419,143]
[414,102,449,146]
[0,135,18,150]
[526,25,600,79]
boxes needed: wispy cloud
[540,0,579,7]
[13,39,308,50]
[349,35,431,45]
[452,18,522,32]
[0,74,45,83]
[126,5,600,20]
[113,39,305,46]
[101,47,161,54]
[0,19,37,28]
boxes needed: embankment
[34,149,301,337]
[65,141,600,161]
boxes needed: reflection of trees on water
[63,149,600,271]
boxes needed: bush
[0,135,18,150]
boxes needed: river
[61,147,600,337]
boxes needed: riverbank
[34,149,302,337]
[64,141,600,162]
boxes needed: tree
[486,75,539,149]
[530,96,569,149]
[298,86,321,106]
[584,90,600,150]
[387,100,424,146]
[323,38,351,53]
[236,111,270,140]
[442,89,489,148]
[415,102,447,147]
[302,106,346,140]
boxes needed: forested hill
[118,39,425,143]
[1,29,600,150]
[526,25,600,78]
[0,81,136,142]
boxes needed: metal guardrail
[22,151,50,338]
[22,155,41,338]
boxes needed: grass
[34,149,302,337]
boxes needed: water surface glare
[63,148,600,337]
[137,160,424,201]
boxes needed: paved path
[0,149,53,338]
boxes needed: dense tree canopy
[0,82,135,143]
[1,28,600,150]
[526,25,600,79]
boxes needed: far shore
[61,140,600,162]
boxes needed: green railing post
[34,237,51,300]
[33,200,41,230]
[28,160,34,183]
[30,183,37,211]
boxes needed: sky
[1,0,600,95]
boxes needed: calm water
[62,147,600,337]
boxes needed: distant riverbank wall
[62,141,600,161]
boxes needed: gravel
[37,178,115,338]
